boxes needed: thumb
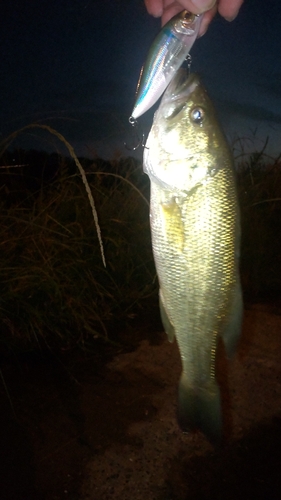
[191,0,216,13]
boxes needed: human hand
[144,0,244,36]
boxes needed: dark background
[1,0,281,160]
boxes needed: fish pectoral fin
[159,290,175,342]
[160,198,185,252]
[178,374,222,445]
[222,278,243,358]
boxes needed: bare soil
[1,302,281,500]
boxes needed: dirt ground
[1,302,281,500]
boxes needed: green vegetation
[0,130,280,352]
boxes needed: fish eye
[190,106,205,125]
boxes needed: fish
[143,69,243,443]
[130,10,202,121]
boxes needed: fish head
[143,70,231,194]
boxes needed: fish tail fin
[178,373,222,444]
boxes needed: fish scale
[151,168,237,378]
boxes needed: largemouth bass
[143,70,243,443]
[131,10,202,120]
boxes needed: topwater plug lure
[130,10,202,121]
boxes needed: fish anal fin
[178,373,222,445]
[159,290,175,342]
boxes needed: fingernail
[191,0,216,12]
[144,0,163,17]
[153,8,163,17]
[198,26,207,37]
[224,13,238,22]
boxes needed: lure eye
[190,106,205,125]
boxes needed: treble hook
[124,116,146,151]
[184,54,192,75]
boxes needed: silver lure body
[131,10,202,120]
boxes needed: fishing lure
[130,10,202,121]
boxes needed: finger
[160,0,203,26]
[190,0,216,13]
[144,0,163,17]
[218,0,244,21]
[198,4,217,36]
[161,2,187,26]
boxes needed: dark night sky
[1,0,281,160]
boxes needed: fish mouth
[162,69,200,103]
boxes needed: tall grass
[0,149,156,351]
[0,131,281,353]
